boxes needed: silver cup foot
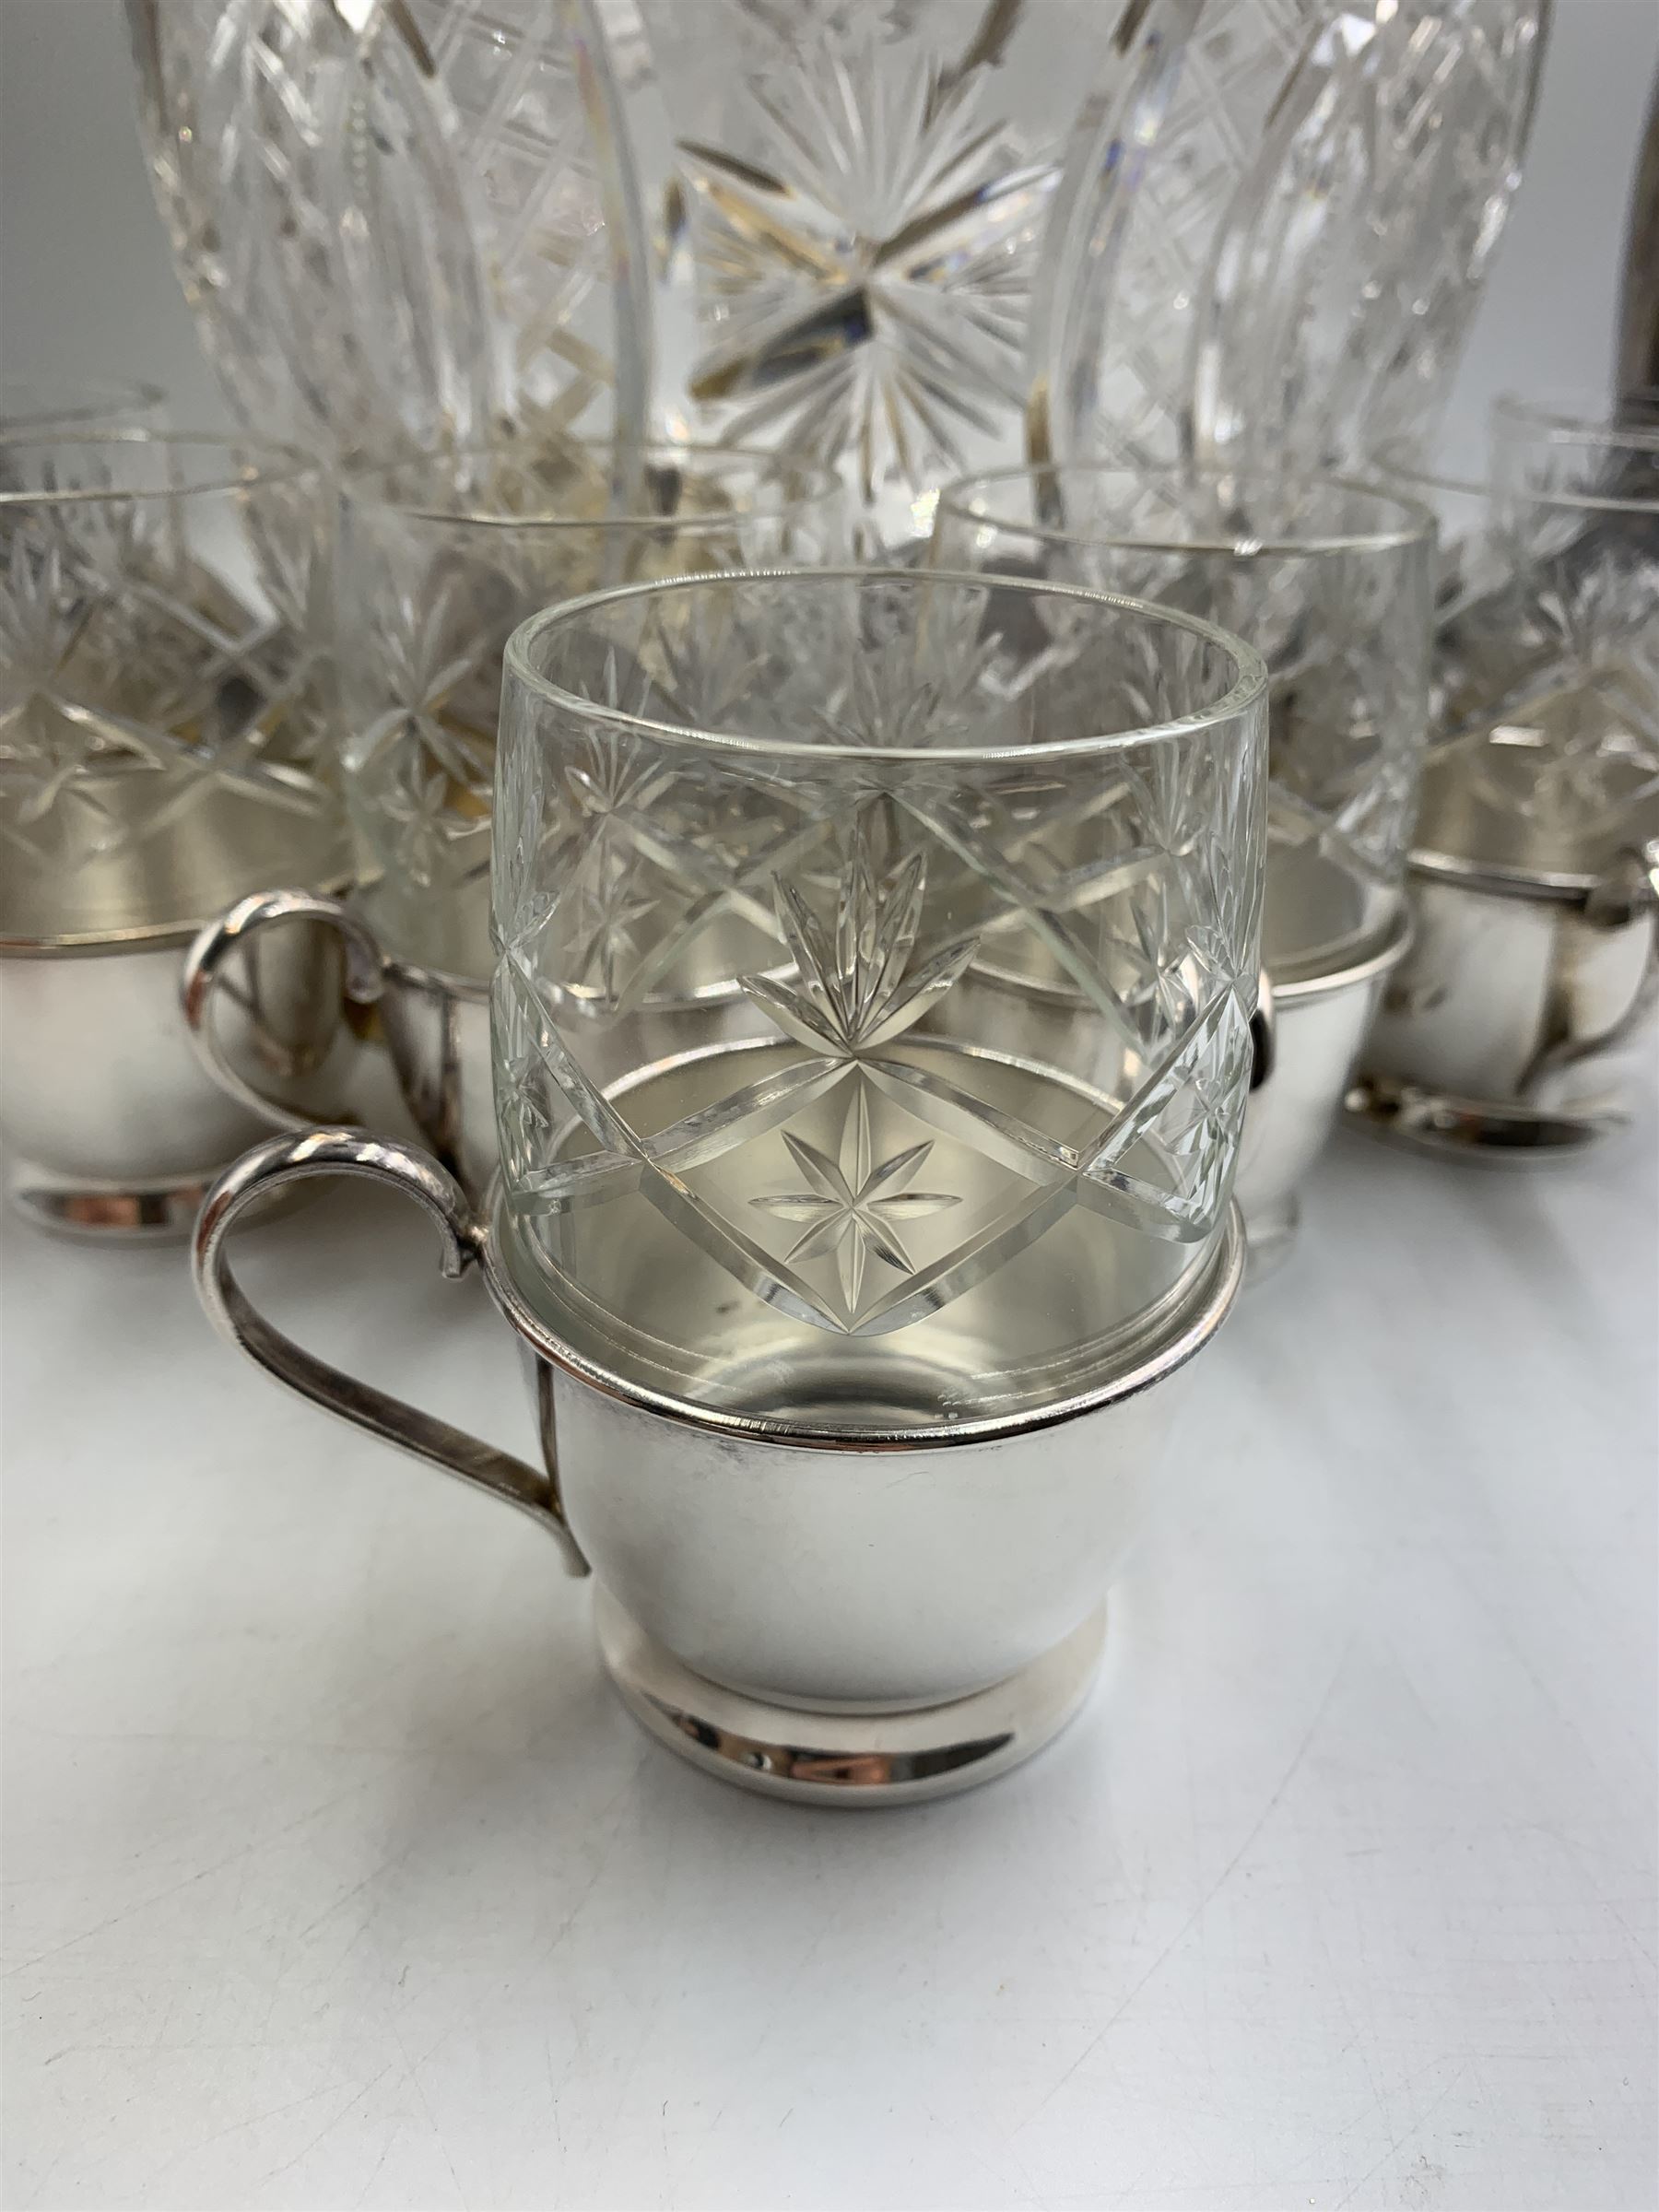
[1344,1076,1628,1163]
[594,1587,1107,1806]
[1241,1194,1300,1284]
[6,1154,317,1241]
[6,1158,217,1241]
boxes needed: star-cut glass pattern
[646,0,1102,546]
[347,576,498,900]
[494,574,1265,1344]
[1432,518,1659,845]
[753,1088,959,1323]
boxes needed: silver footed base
[6,1158,215,1241]
[1344,1076,1626,1162]
[594,1588,1107,1806]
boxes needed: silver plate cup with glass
[1356,397,1659,1154]
[182,441,845,1195]
[194,568,1267,1803]
[932,466,1435,1275]
[0,429,351,1237]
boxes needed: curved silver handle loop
[1583,838,1659,933]
[1587,836,1659,1039]
[1524,838,1659,1096]
[1249,966,1277,1092]
[193,1129,587,1574]
[182,889,387,1135]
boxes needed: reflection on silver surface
[595,1587,1107,1806]
[192,1124,1244,1794]
[1,918,345,1241]
[182,881,499,1194]
[1353,834,1659,1158]
[1235,906,1412,1275]
[512,1036,1217,1429]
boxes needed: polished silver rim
[1406,843,1610,907]
[1269,902,1414,1003]
[484,1191,1245,1453]
[0,872,355,959]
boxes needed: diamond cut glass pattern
[633,0,1112,550]
[1403,408,1659,877]
[339,441,844,978]
[127,0,649,459]
[1028,0,1547,483]
[492,569,1265,1397]
[932,467,1435,979]
[0,432,347,944]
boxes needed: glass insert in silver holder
[340,440,847,981]
[931,466,1436,982]
[491,566,1267,1430]
[0,429,347,947]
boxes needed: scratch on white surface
[351,2129,394,2208]
[1016,1631,1359,2137]
[2,1769,391,1980]
[389,2016,466,2209]
[1330,2063,1471,2208]
[530,1754,653,1968]
[1607,1903,1658,1969]
[12,2078,380,2212]
[219,2065,405,2196]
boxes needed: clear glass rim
[0,426,318,507]
[502,566,1269,766]
[339,437,844,534]
[1488,388,1659,517]
[933,465,1436,558]
[0,376,169,430]
[1364,446,1483,502]
[1492,386,1659,451]
[1369,441,1659,522]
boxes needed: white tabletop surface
[4,1097,1656,2212]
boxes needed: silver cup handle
[1583,837,1659,935]
[181,889,387,1134]
[1526,836,1659,1093]
[192,1128,588,1576]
